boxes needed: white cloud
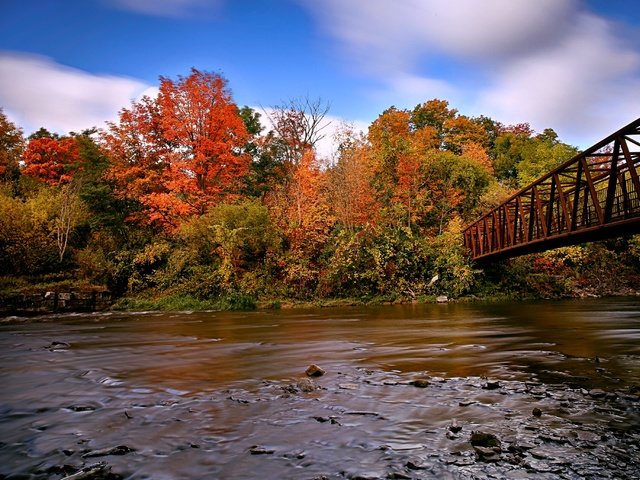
[304,0,576,73]
[477,13,640,145]
[316,116,370,163]
[105,0,221,18]
[0,52,152,135]
[302,0,640,148]
[367,73,459,113]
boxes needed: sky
[1,0,640,156]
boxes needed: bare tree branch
[262,96,331,166]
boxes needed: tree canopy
[4,70,618,307]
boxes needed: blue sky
[1,0,639,155]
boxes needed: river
[1,298,639,479]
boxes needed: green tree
[0,186,82,274]
[492,131,532,185]
[0,109,24,186]
[75,130,136,236]
[516,129,578,187]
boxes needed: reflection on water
[0,297,639,478]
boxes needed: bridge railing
[463,118,640,262]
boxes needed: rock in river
[449,420,463,433]
[470,431,501,448]
[305,364,326,377]
[82,445,135,458]
[249,445,275,455]
[410,378,430,388]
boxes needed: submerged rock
[296,378,317,392]
[410,379,430,388]
[483,381,501,390]
[406,460,429,470]
[45,341,71,351]
[249,445,275,455]
[338,383,359,390]
[66,405,96,412]
[82,445,135,458]
[61,463,112,480]
[282,377,317,394]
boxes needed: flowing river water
[1,298,639,479]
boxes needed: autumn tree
[0,183,87,272]
[327,125,378,231]
[368,107,413,197]
[390,150,489,233]
[269,149,331,245]
[104,69,251,230]
[410,99,457,147]
[54,182,88,262]
[410,99,491,154]
[22,134,82,185]
[103,95,170,226]
[492,125,577,188]
[0,188,58,274]
[266,148,333,295]
[461,142,493,174]
[158,69,250,203]
[471,115,504,152]
[441,115,487,154]
[393,154,428,229]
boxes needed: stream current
[1,298,639,479]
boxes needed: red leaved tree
[104,69,251,231]
[22,136,82,185]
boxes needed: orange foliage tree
[461,142,494,174]
[22,136,82,185]
[328,127,378,231]
[103,69,251,231]
[268,149,332,251]
[368,107,413,189]
[265,148,333,294]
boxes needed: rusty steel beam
[463,117,640,262]
[603,139,621,223]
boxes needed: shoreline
[2,287,639,321]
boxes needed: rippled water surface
[1,298,639,479]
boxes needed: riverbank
[2,285,640,318]
[2,259,639,317]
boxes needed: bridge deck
[464,118,640,262]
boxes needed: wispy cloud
[104,0,222,18]
[304,0,575,74]
[477,13,640,144]
[302,0,640,147]
[0,52,154,135]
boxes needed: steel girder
[463,118,640,262]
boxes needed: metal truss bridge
[464,118,640,262]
